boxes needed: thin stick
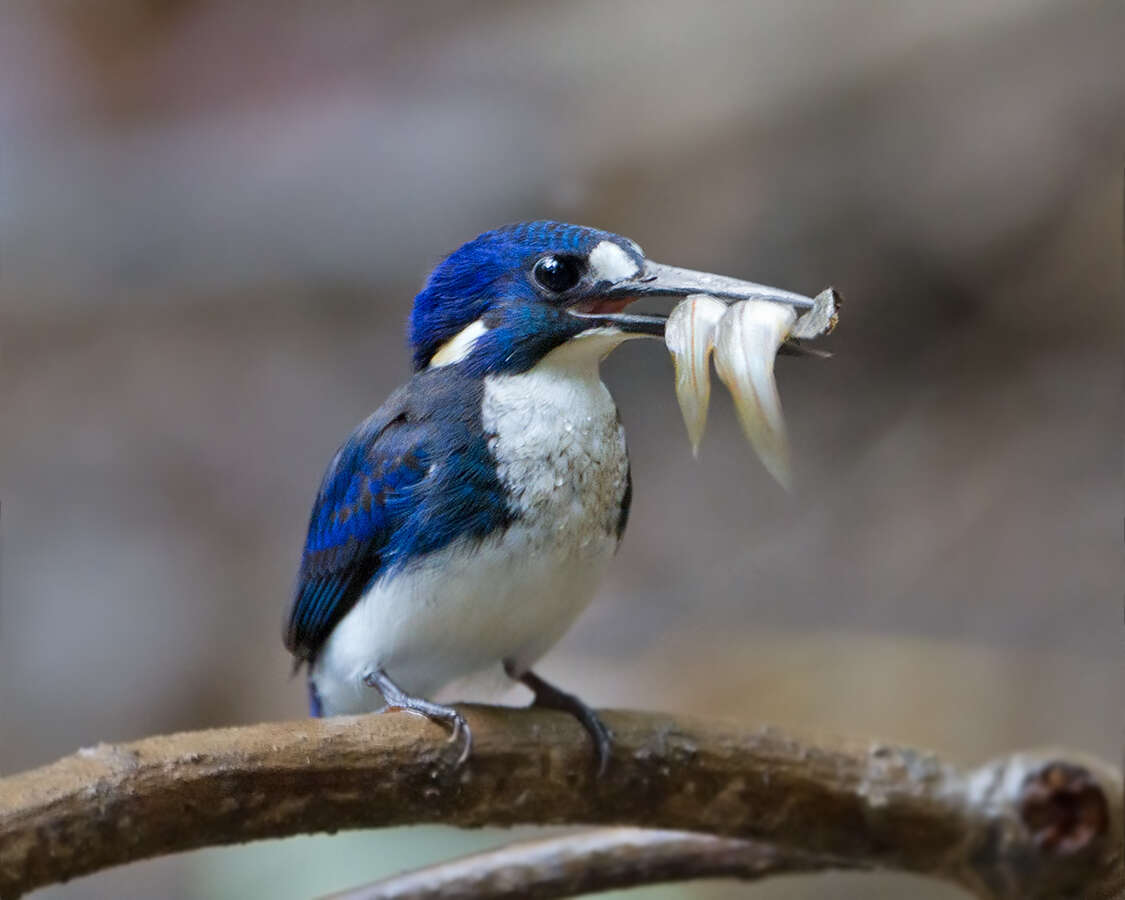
[320,829,854,900]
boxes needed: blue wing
[284,373,511,664]
[285,406,425,662]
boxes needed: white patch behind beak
[430,319,488,367]
[588,240,640,283]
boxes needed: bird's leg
[363,668,472,766]
[504,661,612,775]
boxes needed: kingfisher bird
[284,221,816,771]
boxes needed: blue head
[409,220,818,376]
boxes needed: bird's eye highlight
[532,255,581,293]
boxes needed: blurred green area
[1,1,1120,898]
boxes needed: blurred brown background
[1,2,1121,898]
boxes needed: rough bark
[0,708,1120,899]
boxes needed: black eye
[532,255,581,293]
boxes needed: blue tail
[308,679,324,718]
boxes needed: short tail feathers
[308,678,324,718]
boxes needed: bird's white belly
[312,341,629,715]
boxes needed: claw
[364,668,473,767]
[587,715,613,777]
[451,716,473,768]
[509,664,612,775]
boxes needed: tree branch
[0,707,1119,900]
[320,828,856,900]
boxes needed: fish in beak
[666,288,839,489]
[570,259,839,488]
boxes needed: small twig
[320,828,855,900]
[0,708,1120,899]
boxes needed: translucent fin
[713,300,797,489]
[664,295,727,456]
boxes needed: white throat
[536,325,636,373]
[480,328,631,534]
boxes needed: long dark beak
[570,260,818,336]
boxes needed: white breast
[482,339,629,552]
[312,332,631,715]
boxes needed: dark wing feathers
[284,372,511,664]
[284,401,423,661]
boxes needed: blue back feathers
[409,221,639,372]
[285,368,512,663]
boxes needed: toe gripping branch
[364,668,473,766]
[505,662,613,775]
[363,664,611,773]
